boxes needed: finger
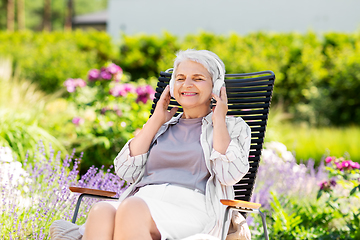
[169,106,178,116]
[212,93,220,102]
[160,85,170,100]
[220,87,228,103]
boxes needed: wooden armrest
[69,187,117,197]
[220,199,261,209]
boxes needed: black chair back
[151,70,276,202]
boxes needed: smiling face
[173,60,213,118]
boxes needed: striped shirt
[114,112,251,238]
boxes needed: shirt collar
[166,111,213,125]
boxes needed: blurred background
[0,0,359,173]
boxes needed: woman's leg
[113,196,161,240]
[82,201,117,240]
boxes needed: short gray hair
[169,49,226,97]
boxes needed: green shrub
[2,30,360,126]
[118,31,360,126]
[62,62,156,174]
[0,63,67,162]
[0,30,117,93]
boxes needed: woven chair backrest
[151,70,276,201]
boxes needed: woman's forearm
[129,115,163,156]
[212,117,231,155]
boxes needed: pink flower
[110,83,135,97]
[107,63,122,75]
[64,78,76,92]
[325,156,333,163]
[318,179,336,191]
[72,117,84,126]
[350,161,360,169]
[100,68,112,80]
[74,78,86,88]
[88,69,100,81]
[64,78,86,92]
[318,180,328,190]
[136,85,156,104]
[123,83,135,93]
[341,161,350,169]
[336,162,343,170]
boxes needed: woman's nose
[183,77,193,87]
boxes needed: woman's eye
[176,78,185,81]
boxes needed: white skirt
[134,184,210,240]
[79,184,211,240]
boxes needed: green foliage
[0,0,108,31]
[252,156,360,240]
[118,31,360,126]
[0,62,67,163]
[63,62,155,174]
[0,30,117,93]
[265,119,360,164]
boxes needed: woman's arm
[210,87,251,186]
[212,87,231,154]
[129,85,178,156]
[210,118,251,186]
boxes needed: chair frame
[69,70,276,240]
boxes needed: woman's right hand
[152,85,178,124]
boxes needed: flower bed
[0,144,127,239]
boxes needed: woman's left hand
[211,87,228,122]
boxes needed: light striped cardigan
[114,112,251,238]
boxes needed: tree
[43,0,51,31]
[17,0,25,30]
[64,0,73,31]
[7,0,14,31]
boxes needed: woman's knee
[89,201,117,218]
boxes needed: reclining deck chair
[69,70,276,240]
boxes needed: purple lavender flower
[72,117,84,126]
[88,69,100,81]
[136,85,156,104]
[1,142,128,239]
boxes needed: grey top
[135,117,210,194]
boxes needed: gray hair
[169,49,226,97]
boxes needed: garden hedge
[1,30,359,126]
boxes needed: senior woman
[81,49,252,240]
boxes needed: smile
[181,92,197,96]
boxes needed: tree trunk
[7,0,15,31]
[17,0,25,30]
[43,0,51,31]
[64,0,73,31]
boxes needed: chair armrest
[220,199,261,209]
[69,187,117,197]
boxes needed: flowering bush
[251,141,327,209]
[0,143,127,239]
[249,143,360,239]
[64,63,156,173]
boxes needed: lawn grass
[265,123,360,165]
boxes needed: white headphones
[169,53,225,98]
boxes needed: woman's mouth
[181,92,197,96]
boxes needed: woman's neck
[181,108,211,119]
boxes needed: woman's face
[173,60,213,113]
